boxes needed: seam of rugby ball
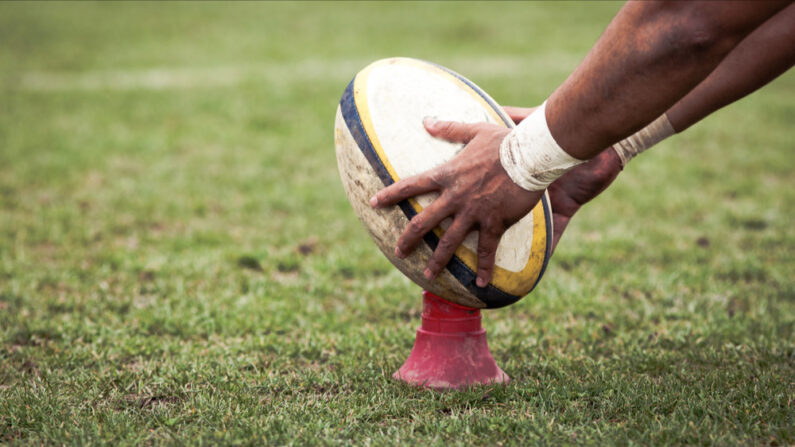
[427,60,514,128]
[339,73,522,308]
[415,59,549,295]
[429,59,553,300]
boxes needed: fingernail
[424,268,432,279]
[423,116,437,127]
[369,195,378,207]
[476,277,487,287]
[395,247,405,259]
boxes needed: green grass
[1,1,793,445]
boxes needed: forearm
[667,3,795,132]
[612,3,795,163]
[547,1,789,160]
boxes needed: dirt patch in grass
[123,393,183,410]
[297,237,318,256]
[237,255,263,272]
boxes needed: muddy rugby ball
[334,57,552,309]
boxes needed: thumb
[423,117,479,144]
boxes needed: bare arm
[373,1,790,287]
[508,3,795,138]
[548,1,789,158]
[667,2,795,132]
[514,3,795,253]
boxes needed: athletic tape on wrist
[499,101,584,192]
[611,114,675,167]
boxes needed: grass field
[1,2,793,445]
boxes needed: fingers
[475,225,502,287]
[370,172,439,208]
[502,106,538,125]
[550,215,569,255]
[394,197,455,259]
[424,216,473,280]
[423,117,481,144]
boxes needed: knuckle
[380,185,399,201]
[477,246,494,260]
[481,223,503,239]
[377,185,392,197]
[436,236,455,254]
[430,166,450,184]
[397,231,412,246]
[397,177,418,192]
[481,214,499,228]
[439,121,456,134]
[406,218,426,236]
[428,256,447,273]
[396,182,412,196]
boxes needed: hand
[370,117,544,287]
[505,106,623,254]
[546,150,623,252]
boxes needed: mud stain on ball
[335,108,485,308]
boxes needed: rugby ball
[334,57,552,309]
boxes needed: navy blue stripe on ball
[339,78,421,223]
[421,231,522,309]
[534,194,554,293]
[339,71,524,309]
[339,78,424,234]
[429,60,554,304]
[339,79,394,188]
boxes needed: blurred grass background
[0,2,793,445]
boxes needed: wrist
[611,114,675,167]
[499,101,584,192]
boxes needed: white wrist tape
[499,101,584,192]
[611,114,675,167]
